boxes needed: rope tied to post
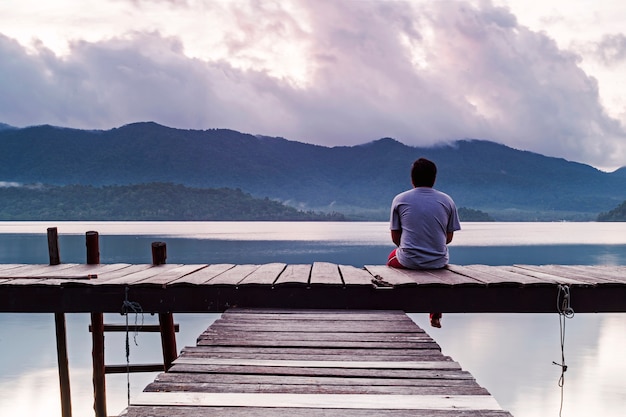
[121,286,144,404]
[553,284,574,416]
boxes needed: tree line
[0,183,346,221]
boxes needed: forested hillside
[597,201,626,221]
[1,122,625,220]
[0,183,345,221]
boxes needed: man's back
[390,187,460,269]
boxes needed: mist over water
[1,221,625,417]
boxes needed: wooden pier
[1,262,626,313]
[1,259,625,417]
[123,308,513,417]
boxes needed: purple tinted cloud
[0,1,624,169]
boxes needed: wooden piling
[55,313,72,417]
[49,227,71,416]
[158,313,178,370]
[152,241,178,369]
[86,231,100,265]
[47,227,61,266]
[151,241,167,265]
[87,230,106,417]
[91,312,107,417]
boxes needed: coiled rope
[553,284,574,416]
[121,286,143,405]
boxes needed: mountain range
[1,121,625,221]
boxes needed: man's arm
[391,229,402,246]
[446,232,454,244]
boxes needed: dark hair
[411,158,437,187]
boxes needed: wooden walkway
[122,308,513,417]
[1,262,626,312]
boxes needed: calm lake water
[1,221,625,417]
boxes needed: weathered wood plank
[196,338,438,349]
[169,264,235,285]
[167,362,461,378]
[140,264,209,286]
[172,357,461,370]
[124,405,514,417]
[0,263,78,277]
[78,264,156,284]
[339,264,377,286]
[274,264,311,286]
[131,392,502,410]
[205,265,262,285]
[420,268,484,285]
[446,265,546,285]
[91,264,186,285]
[204,321,425,333]
[525,265,626,285]
[151,372,479,387]
[505,265,592,285]
[179,346,447,360]
[199,331,432,342]
[221,308,412,321]
[238,263,286,286]
[310,262,342,285]
[364,265,420,286]
[143,381,489,395]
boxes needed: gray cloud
[594,33,626,65]
[0,1,625,170]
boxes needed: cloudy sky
[1,0,625,171]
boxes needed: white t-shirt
[390,187,461,269]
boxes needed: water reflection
[409,313,626,417]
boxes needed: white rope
[553,284,574,416]
[121,286,143,405]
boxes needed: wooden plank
[200,331,432,342]
[124,406,513,417]
[195,338,437,349]
[534,265,626,284]
[238,263,286,286]
[222,308,411,321]
[274,264,311,286]
[0,264,39,274]
[204,264,261,285]
[204,321,424,333]
[143,381,489,395]
[447,265,547,285]
[0,263,81,278]
[364,265,419,286]
[141,264,209,286]
[131,392,503,410]
[91,264,186,285]
[172,357,461,370]
[339,265,377,286]
[507,265,594,285]
[310,262,342,286]
[170,264,235,285]
[35,264,141,285]
[179,346,446,360]
[152,372,477,387]
[420,268,485,285]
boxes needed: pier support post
[86,231,100,265]
[47,227,61,266]
[152,241,178,369]
[49,227,72,417]
[87,231,107,417]
[91,312,106,417]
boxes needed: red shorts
[387,248,405,269]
